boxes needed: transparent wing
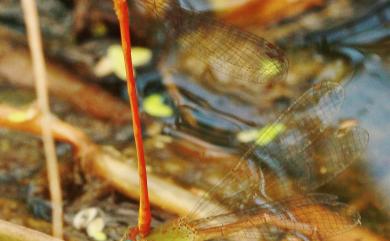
[174,13,288,84]
[135,0,288,84]
[256,124,369,200]
[189,82,368,220]
[190,193,360,241]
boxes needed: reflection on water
[340,49,390,211]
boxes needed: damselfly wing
[134,0,288,84]
[120,82,368,241]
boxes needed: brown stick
[0,103,224,218]
[0,104,92,153]
[0,219,62,241]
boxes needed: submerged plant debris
[0,0,389,241]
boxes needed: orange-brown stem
[113,0,151,238]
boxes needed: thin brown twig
[0,219,62,241]
[20,0,63,238]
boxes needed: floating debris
[73,207,99,230]
[94,45,152,80]
[131,47,153,67]
[73,207,107,241]
[87,217,107,241]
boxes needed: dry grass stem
[20,0,63,238]
[0,220,62,241]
